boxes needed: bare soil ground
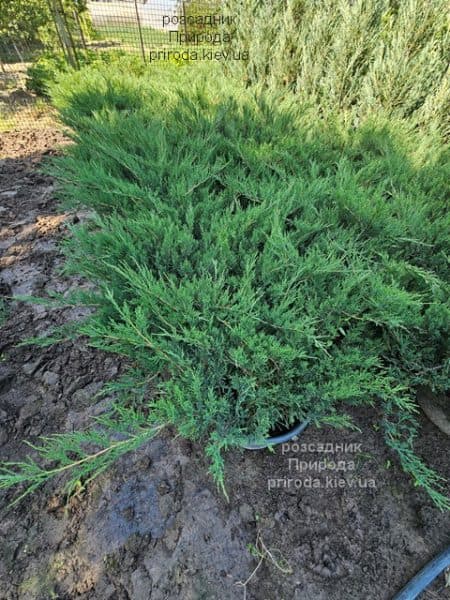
[0,64,57,133]
[0,129,449,600]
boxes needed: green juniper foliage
[222,0,450,138]
[1,63,449,507]
[26,49,147,97]
[1,407,163,506]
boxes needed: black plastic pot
[242,420,309,450]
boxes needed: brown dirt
[0,129,449,600]
[1,64,57,133]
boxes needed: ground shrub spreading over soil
[1,65,449,507]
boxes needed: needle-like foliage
[1,62,449,508]
[223,0,450,138]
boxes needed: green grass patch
[94,23,170,49]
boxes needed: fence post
[134,0,147,63]
[182,2,189,40]
[73,9,87,50]
[57,0,80,67]
[47,0,79,69]
[11,41,25,64]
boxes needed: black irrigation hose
[242,419,309,450]
[392,545,450,600]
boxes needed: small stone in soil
[42,370,59,386]
[0,428,9,445]
[239,503,255,523]
[22,359,43,376]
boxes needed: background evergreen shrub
[1,64,449,507]
[26,49,147,97]
[222,0,450,138]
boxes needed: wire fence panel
[88,1,175,57]
[1,0,223,132]
[0,36,46,134]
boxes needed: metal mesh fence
[1,1,223,134]
[88,0,174,57]
[0,35,44,134]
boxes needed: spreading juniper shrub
[222,0,450,138]
[1,67,449,507]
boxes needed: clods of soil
[1,129,449,599]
